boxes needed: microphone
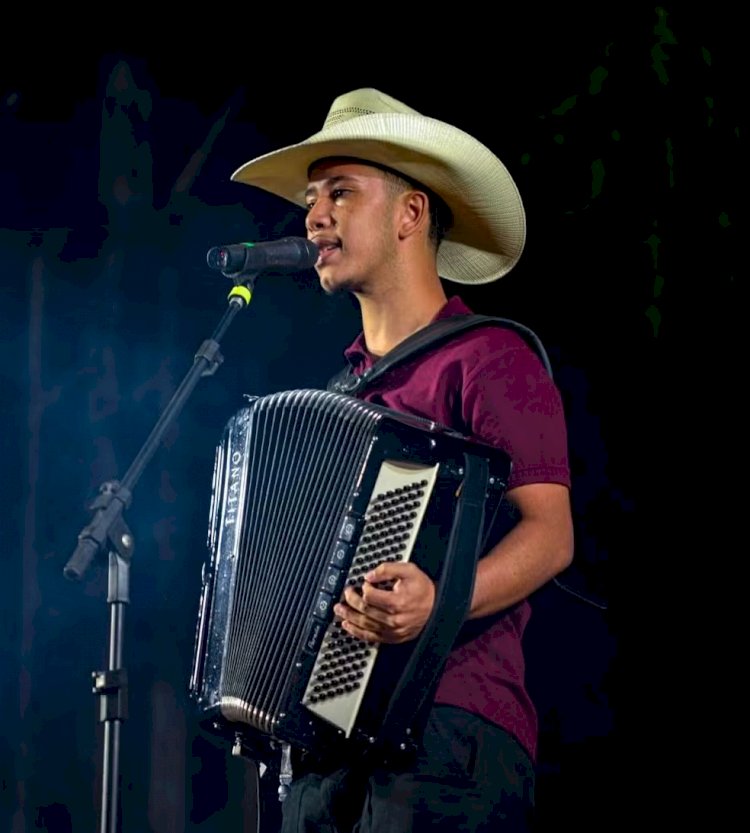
[206,237,319,275]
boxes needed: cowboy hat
[231,88,526,284]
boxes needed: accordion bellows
[189,388,511,761]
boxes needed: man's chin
[319,272,361,297]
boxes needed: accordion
[189,388,511,763]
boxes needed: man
[230,88,574,832]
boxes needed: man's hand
[333,561,435,644]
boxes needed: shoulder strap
[327,314,553,395]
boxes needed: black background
[1,7,740,831]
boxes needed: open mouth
[314,240,341,264]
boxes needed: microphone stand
[63,277,257,833]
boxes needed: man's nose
[306,199,332,231]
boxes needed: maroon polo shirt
[342,295,571,761]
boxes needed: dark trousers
[278,705,535,832]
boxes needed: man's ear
[397,190,430,241]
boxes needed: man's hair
[308,156,454,249]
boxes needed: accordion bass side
[189,388,511,761]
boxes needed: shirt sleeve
[460,328,571,490]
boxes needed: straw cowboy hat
[231,88,526,284]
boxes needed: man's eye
[305,201,315,212]
[331,189,348,200]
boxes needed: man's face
[304,159,402,295]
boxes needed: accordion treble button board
[302,458,440,738]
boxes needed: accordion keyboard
[302,459,439,736]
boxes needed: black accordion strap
[376,451,490,758]
[327,314,554,395]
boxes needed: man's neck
[357,281,449,357]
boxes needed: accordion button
[322,565,343,595]
[331,541,354,568]
[313,590,334,620]
[338,514,363,542]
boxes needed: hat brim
[231,113,526,284]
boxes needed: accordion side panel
[190,406,254,709]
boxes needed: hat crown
[322,88,422,130]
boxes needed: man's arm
[333,481,574,643]
[469,481,574,618]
